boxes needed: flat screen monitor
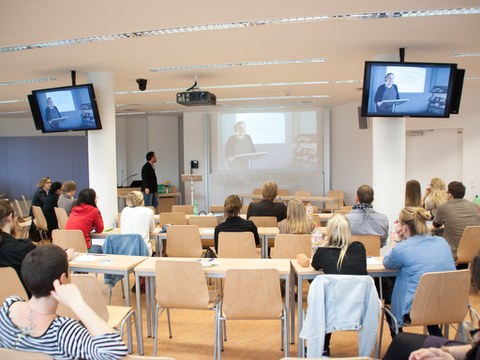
[361,61,457,118]
[29,83,102,133]
[27,94,42,130]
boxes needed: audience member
[433,181,480,259]
[29,176,51,241]
[214,195,259,253]
[65,188,104,250]
[0,200,36,279]
[311,213,367,356]
[0,245,127,359]
[120,191,157,256]
[382,254,480,360]
[347,184,389,247]
[405,180,422,207]
[383,207,455,338]
[278,198,316,234]
[247,181,287,222]
[58,180,77,215]
[43,181,62,234]
[422,177,447,218]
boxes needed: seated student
[58,180,77,216]
[383,254,480,360]
[0,245,127,359]
[247,181,287,222]
[278,198,316,234]
[120,190,157,256]
[0,200,36,279]
[214,195,260,253]
[65,188,104,251]
[383,207,455,338]
[43,181,62,234]
[311,213,367,356]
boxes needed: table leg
[297,275,304,357]
[124,271,133,352]
[145,275,151,338]
[262,233,268,259]
[290,265,295,344]
[135,272,144,354]
[285,274,290,356]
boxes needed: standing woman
[405,180,422,207]
[278,198,316,234]
[311,213,367,356]
[29,176,52,241]
[43,181,62,234]
[383,207,455,337]
[65,188,104,251]
[422,177,447,217]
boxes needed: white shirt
[120,206,156,255]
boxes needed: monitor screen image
[361,61,457,118]
[29,83,102,133]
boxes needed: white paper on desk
[73,254,103,262]
[197,258,220,268]
[201,228,215,234]
[366,257,382,266]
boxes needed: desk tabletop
[69,253,148,272]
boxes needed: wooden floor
[103,273,480,360]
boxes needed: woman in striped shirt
[0,245,127,359]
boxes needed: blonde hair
[429,178,447,209]
[399,207,431,236]
[224,195,242,217]
[285,199,312,234]
[126,191,144,207]
[405,180,422,207]
[325,213,351,270]
[262,181,278,201]
[37,176,51,188]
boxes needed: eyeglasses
[46,181,52,184]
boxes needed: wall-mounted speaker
[190,160,199,169]
[358,106,368,129]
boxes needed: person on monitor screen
[225,121,256,169]
[44,97,62,129]
[374,73,400,114]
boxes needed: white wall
[0,117,85,137]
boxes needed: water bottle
[306,203,313,219]
[390,220,399,243]
[474,195,480,214]
[310,227,323,258]
[193,199,198,216]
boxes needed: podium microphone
[121,173,138,187]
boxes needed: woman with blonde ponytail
[422,177,447,217]
[384,207,455,337]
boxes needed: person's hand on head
[50,279,83,309]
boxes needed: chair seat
[107,305,135,328]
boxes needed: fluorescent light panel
[452,52,480,57]
[0,77,56,86]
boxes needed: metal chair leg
[166,308,172,338]
[154,304,160,357]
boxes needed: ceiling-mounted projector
[176,91,216,106]
[176,78,216,106]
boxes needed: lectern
[181,174,203,205]
[230,151,268,169]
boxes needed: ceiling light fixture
[0,77,56,86]
[452,52,480,57]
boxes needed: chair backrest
[270,234,312,259]
[21,195,30,217]
[15,218,31,239]
[0,348,51,360]
[409,269,471,326]
[54,207,68,230]
[171,205,194,214]
[249,216,277,228]
[52,229,88,253]
[252,188,262,195]
[56,274,109,321]
[0,267,28,304]
[159,212,187,226]
[342,205,353,211]
[166,225,203,257]
[325,189,344,211]
[155,260,210,309]
[13,199,26,219]
[187,215,218,228]
[209,205,224,214]
[218,232,258,258]
[295,190,311,197]
[116,212,121,227]
[31,205,48,231]
[334,209,351,215]
[240,204,249,214]
[278,189,290,197]
[456,226,480,265]
[223,268,282,319]
[350,235,380,257]
[305,204,319,213]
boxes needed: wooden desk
[134,257,292,355]
[290,257,396,357]
[239,194,342,211]
[117,188,181,213]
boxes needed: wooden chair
[15,218,31,239]
[31,205,49,240]
[240,204,249,214]
[0,267,28,304]
[52,229,88,253]
[456,226,480,266]
[270,234,311,259]
[54,207,68,230]
[0,348,51,360]
[342,205,353,211]
[379,270,471,351]
[166,225,203,257]
[153,260,221,357]
[323,190,344,213]
[218,232,259,258]
[56,274,141,354]
[158,212,187,226]
[249,216,278,228]
[13,199,31,222]
[188,215,218,228]
[21,195,30,218]
[216,268,287,358]
[171,205,194,214]
[350,235,380,257]
[209,205,225,214]
[278,189,290,197]
[295,190,311,197]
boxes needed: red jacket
[65,204,104,248]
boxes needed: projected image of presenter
[45,97,63,129]
[225,121,256,169]
[374,73,400,114]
